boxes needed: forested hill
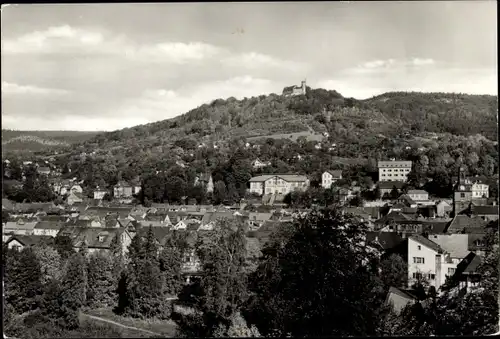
[83,89,497,153]
[1,130,101,154]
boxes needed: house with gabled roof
[407,190,429,202]
[67,191,84,205]
[249,174,310,196]
[385,234,459,290]
[62,227,132,256]
[444,251,482,293]
[252,158,271,169]
[385,287,418,315]
[113,181,133,198]
[469,205,498,221]
[321,170,343,189]
[5,234,54,251]
[33,221,65,237]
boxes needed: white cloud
[223,52,307,71]
[350,57,436,74]
[129,42,223,64]
[3,25,105,54]
[2,81,71,95]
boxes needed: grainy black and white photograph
[1,1,499,338]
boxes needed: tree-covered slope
[83,89,497,155]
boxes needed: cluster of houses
[2,157,497,299]
[2,199,299,282]
[246,160,497,311]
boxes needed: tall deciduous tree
[32,244,62,285]
[176,218,249,337]
[380,254,408,290]
[245,208,386,337]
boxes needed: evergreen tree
[32,244,62,285]
[159,231,186,297]
[4,247,43,314]
[60,252,88,312]
[86,252,115,308]
[54,234,75,260]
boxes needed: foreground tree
[245,207,386,337]
[86,252,115,308]
[176,218,249,337]
[379,254,408,290]
[4,247,43,314]
[32,244,63,285]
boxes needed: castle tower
[301,79,307,95]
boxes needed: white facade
[407,190,429,201]
[70,185,83,193]
[321,171,342,189]
[471,183,489,198]
[407,237,441,289]
[93,190,107,200]
[249,175,309,196]
[33,228,59,237]
[378,160,412,182]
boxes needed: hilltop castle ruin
[282,80,306,97]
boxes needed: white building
[428,234,469,284]
[471,182,489,198]
[406,234,460,291]
[252,158,271,169]
[407,190,429,201]
[93,188,108,200]
[378,160,412,182]
[249,174,310,196]
[321,170,343,189]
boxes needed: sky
[1,1,497,131]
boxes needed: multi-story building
[378,160,412,182]
[407,189,429,201]
[114,181,133,198]
[321,170,343,189]
[248,174,310,196]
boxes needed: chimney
[435,254,442,290]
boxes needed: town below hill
[2,87,499,338]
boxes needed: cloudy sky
[1,2,497,131]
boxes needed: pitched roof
[34,221,65,230]
[407,190,428,195]
[409,234,444,253]
[428,234,469,259]
[72,228,127,249]
[249,174,308,182]
[387,286,417,301]
[470,205,499,216]
[421,220,449,234]
[365,231,404,250]
[453,251,482,278]
[378,181,406,190]
[398,195,416,205]
[378,161,412,168]
[446,215,489,233]
[6,234,54,247]
[325,170,342,178]
[4,221,38,231]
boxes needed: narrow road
[81,313,165,337]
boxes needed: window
[98,235,105,242]
[412,272,422,279]
[417,245,421,250]
[448,268,456,275]
[413,257,425,264]
[428,274,435,280]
